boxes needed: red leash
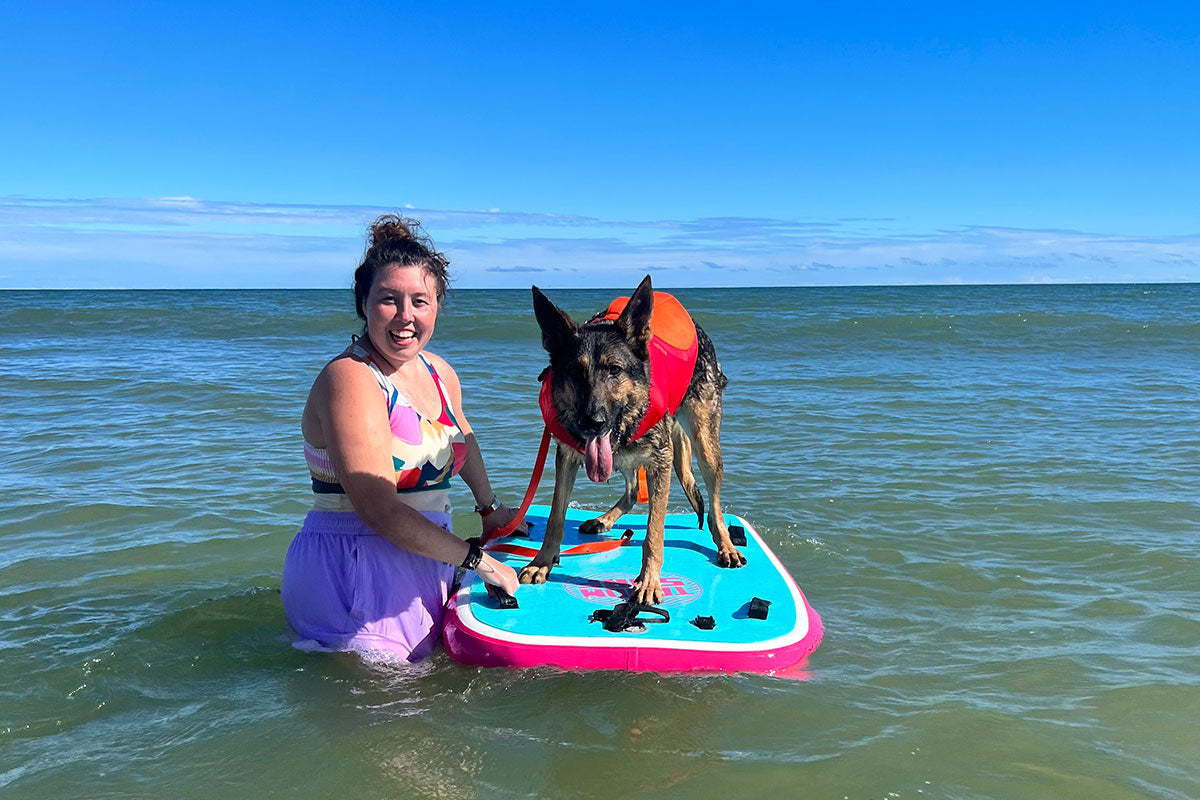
[485,527,635,558]
[481,426,551,543]
[479,426,635,557]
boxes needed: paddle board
[443,505,823,673]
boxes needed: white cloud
[0,195,1197,288]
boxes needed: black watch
[474,496,501,516]
[460,538,483,570]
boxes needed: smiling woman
[281,215,526,663]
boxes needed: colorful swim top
[304,345,468,497]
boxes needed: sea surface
[1,284,1198,800]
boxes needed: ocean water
[1,284,1197,800]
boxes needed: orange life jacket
[539,291,699,450]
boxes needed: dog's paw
[518,563,552,585]
[717,546,748,569]
[578,517,612,536]
[631,573,664,605]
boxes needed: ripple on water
[2,286,1200,799]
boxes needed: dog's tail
[672,423,706,529]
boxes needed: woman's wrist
[460,538,483,570]
[474,495,501,516]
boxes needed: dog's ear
[532,285,577,355]
[615,275,654,357]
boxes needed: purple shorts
[281,509,457,663]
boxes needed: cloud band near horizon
[1,195,1196,289]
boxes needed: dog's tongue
[584,434,613,483]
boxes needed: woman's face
[365,263,440,368]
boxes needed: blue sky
[2,2,1198,288]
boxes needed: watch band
[460,538,483,570]
[474,496,500,516]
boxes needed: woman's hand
[475,552,519,595]
[481,503,529,539]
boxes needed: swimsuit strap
[418,353,456,422]
[350,344,452,422]
[349,342,397,399]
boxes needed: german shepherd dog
[521,276,746,605]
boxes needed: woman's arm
[425,352,528,537]
[309,357,518,589]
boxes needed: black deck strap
[485,582,519,609]
[729,525,747,547]
[691,615,716,630]
[590,602,670,632]
[748,597,771,619]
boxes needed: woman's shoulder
[420,348,452,373]
[315,347,383,393]
[304,346,387,436]
[421,350,460,384]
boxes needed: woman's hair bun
[369,214,421,247]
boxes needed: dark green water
[2,285,1197,799]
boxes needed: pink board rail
[443,506,823,673]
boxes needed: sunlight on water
[1,285,1198,799]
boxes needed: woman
[282,215,521,663]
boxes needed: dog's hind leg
[682,399,747,569]
[518,443,580,585]
[671,419,705,530]
[579,472,638,535]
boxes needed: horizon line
[2,280,1197,292]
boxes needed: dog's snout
[577,402,607,436]
[579,413,606,436]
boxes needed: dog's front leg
[632,447,672,606]
[579,471,638,535]
[518,443,581,585]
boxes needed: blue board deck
[443,505,823,672]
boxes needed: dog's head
[531,275,655,482]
